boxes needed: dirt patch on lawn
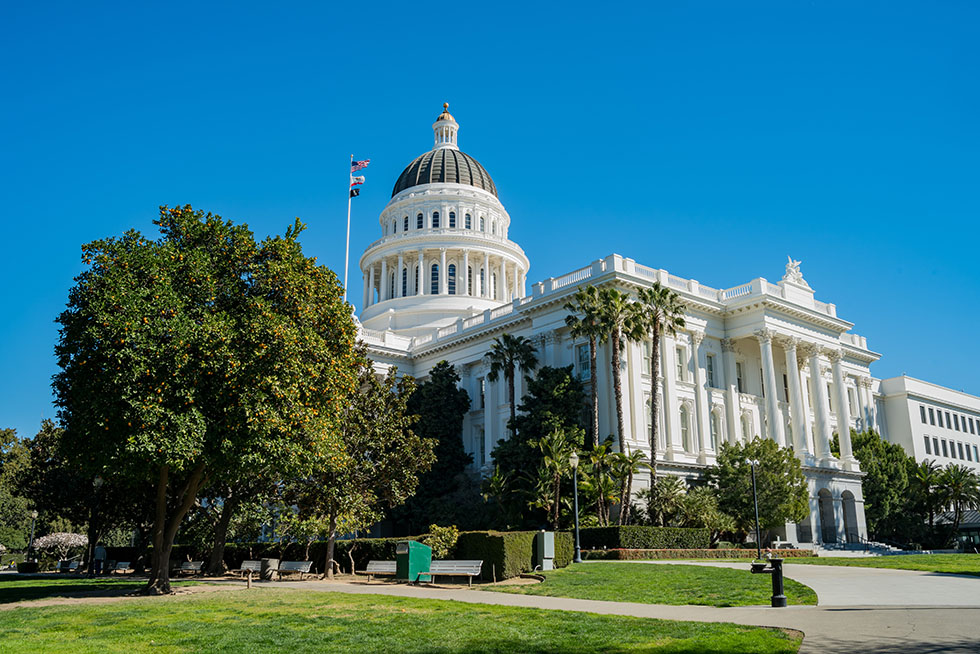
[0,583,228,611]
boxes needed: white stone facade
[356,107,881,546]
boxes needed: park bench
[359,560,396,582]
[429,560,483,586]
[173,561,204,576]
[110,561,132,574]
[58,560,80,573]
[231,560,263,578]
[276,560,314,580]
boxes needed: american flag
[351,159,370,172]
[350,175,365,187]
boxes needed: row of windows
[919,404,979,435]
[385,265,498,298]
[385,211,499,235]
[924,435,979,463]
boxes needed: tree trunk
[589,336,599,448]
[206,493,240,576]
[649,323,662,487]
[552,474,561,530]
[610,328,625,454]
[594,461,606,527]
[143,462,206,595]
[507,366,516,435]
[323,515,337,580]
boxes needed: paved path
[642,560,980,606]
[213,565,980,654]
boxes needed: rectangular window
[736,362,744,393]
[920,405,927,423]
[954,414,960,431]
[937,411,943,428]
[970,418,976,434]
[479,377,486,409]
[478,429,486,464]
[760,369,765,398]
[945,411,952,428]
[706,354,716,388]
[643,341,653,375]
[974,445,979,462]
[958,442,965,459]
[848,388,855,414]
[933,438,939,456]
[929,408,935,425]
[827,384,834,412]
[782,374,789,402]
[676,347,685,381]
[941,439,949,457]
[576,343,591,381]
[967,445,973,462]
[924,436,931,454]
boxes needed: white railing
[667,274,687,289]
[413,334,433,347]
[721,283,753,300]
[552,265,592,290]
[489,304,513,319]
[437,323,459,338]
[634,264,659,280]
[360,328,387,340]
[699,285,719,300]
[462,314,485,329]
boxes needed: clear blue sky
[2,1,978,440]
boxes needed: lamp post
[747,459,762,560]
[569,451,583,564]
[27,510,38,562]
[88,475,104,576]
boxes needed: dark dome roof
[391,148,497,198]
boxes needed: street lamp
[569,451,583,564]
[27,510,38,562]
[747,459,762,560]
[88,475,104,576]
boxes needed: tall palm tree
[564,285,604,448]
[614,445,647,525]
[632,283,686,482]
[641,475,687,527]
[485,333,538,435]
[913,459,942,528]
[596,287,637,455]
[939,464,980,537]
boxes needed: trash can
[535,531,555,570]
[395,540,431,583]
[260,558,279,581]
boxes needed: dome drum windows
[430,263,439,295]
[417,213,423,229]
[403,216,409,231]
[449,211,456,228]
[448,263,456,295]
[432,211,440,228]
[465,213,472,229]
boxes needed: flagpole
[343,153,353,305]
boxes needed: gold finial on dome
[444,102,449,110]
[437,102,454,122]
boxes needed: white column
[439,248,447,295]
[379,258,388,301]
[361,271,369,309]
[419,250,425,296]
[808,349,835,462]
[860,377,875,431]
[830,350,857,470]
[483,252,490,299]
[500,260,508,302]
[755,329,786,447]
[781,337,810,459]
[691,332,709,458]
[396,253,404,298]
[367,265,375,307]
[661,334,682,458]
[721,338,740,445]
[462,249,469,296]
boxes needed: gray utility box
[536,531,555,570]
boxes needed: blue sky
[2,1,978,439]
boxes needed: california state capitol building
[355,104,980,548]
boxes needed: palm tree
[632,283,686,483]
[913,459,942,528]
[485,333,539,435]
[939,464,980,537]
[641,475,687,527]
[613,446,647,525]
[581,440,617,525]
[595,287,637,455]
[564,285,604,448]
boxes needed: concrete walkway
[215,566,980,654]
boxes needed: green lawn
[0,588,801,654]
[488,562,817,607]
[786,553,980,576]
[0,576,195,604]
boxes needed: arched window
[448,264,456,295]
[491,220,497,235]
[430,263,439,294]
[389,272,395,300]
[403,216,409,231]
[490,273,497,300]
[401,268,407,297]
[417,213,423,229]
[680,406,693,451]
[741,413,752,442]
[432,211,440,228]
[480,216,485,231]
[449,211,456,228]
[480,267,486,296]
[414,265,419,294]
[710,411,720,450]
[467,265,473,295]
[465,213,472,229]
[392,219,397,234]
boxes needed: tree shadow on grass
[0,578,146,604]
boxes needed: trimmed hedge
[583,548,815,560]
[554,532,573,568]
[579,526,710,550]
[455,531,574,580]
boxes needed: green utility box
[395,540,432,583]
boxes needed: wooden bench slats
[276,561,313,580]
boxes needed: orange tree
[53,206,359,594]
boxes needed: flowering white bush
[0,543,6,555]
[33,532,88,561]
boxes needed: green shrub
[422,525,460,559]
[554,532,573,568]
[714,541,736,550]
[579,526,710,550]
[582,548,814,560]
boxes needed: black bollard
[769,558,787,608]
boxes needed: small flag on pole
[351,159,370,172]
[349,187,360,198]
[350,176,365,186]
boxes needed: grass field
[0,576,195,604]
[488,561,818,607]
[0,588,802,653]
[786,553,980,576]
